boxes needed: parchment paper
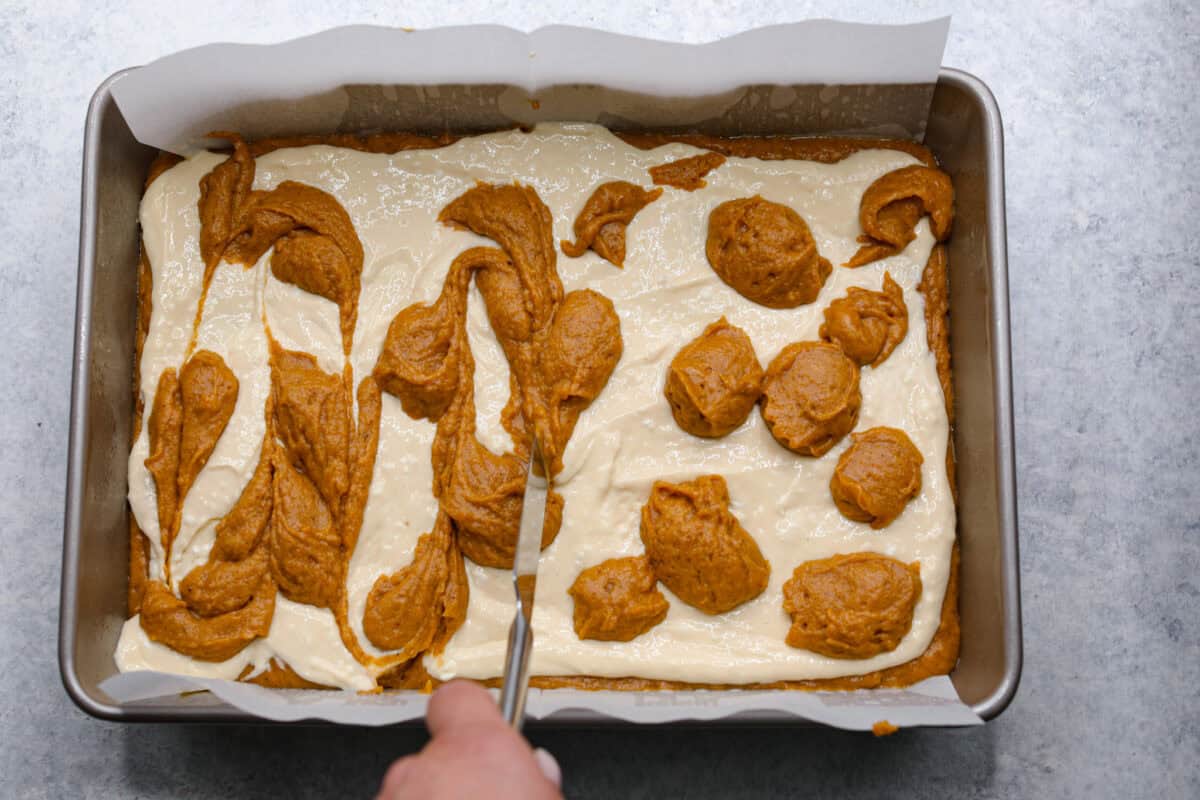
[103,20,980,729]
[111,20,951,154]
[100,671,979,729]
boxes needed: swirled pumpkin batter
[179,440,272,617]
[819,272,908,367]
[568,556,669,642]
[144,368,183,545]
[830,426,924,529]
[140,573,276,662]
[138,353,275,661]
[640,475,770,615]
[178,519,270,619]
[271,346,349,523]
[361,179,624,663]
[439,183,561,335]
[560,181,662,267]
[197,132,253,275]
[198,133,365,355]
[144,350,238,582]
[782,552,921,659]
[760,341,861,457]
[664,317,763,437]
[136,135,389,671]
[846,165,954,268]
[648,151,726,191]
[270,440,342,609]
[372,245,561,573]
[372,183,620,575]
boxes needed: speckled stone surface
[2,1,1197,797]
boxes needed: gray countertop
[2,1,1197,797]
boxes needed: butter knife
[498,436,550,729]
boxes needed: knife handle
[499,611,533,729]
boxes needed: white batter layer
[116,123,954,689]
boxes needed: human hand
[376,680,563,800]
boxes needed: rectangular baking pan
[61,67,1021,723]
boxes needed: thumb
[424,681,563,789]
[425,680,507,737]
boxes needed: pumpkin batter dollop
[830,426,924,529]
[648,151,726,191]
[819,272,908,367]
[639,475,770,614]
[568,555,669,641]
[560,181,662,267]
[782,552,922,659]
[537,288,625,455]
[177,351,240,502]
[845,165,954,268]
[705,196,831,309]
[363,513,469,657]
[664,317,763,438]
[760,342,861,457]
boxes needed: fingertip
[533,747,562,788]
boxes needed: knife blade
[498,435,550,729]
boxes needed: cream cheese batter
[117,123,953,689]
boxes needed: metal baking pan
[61,67,1020,723]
